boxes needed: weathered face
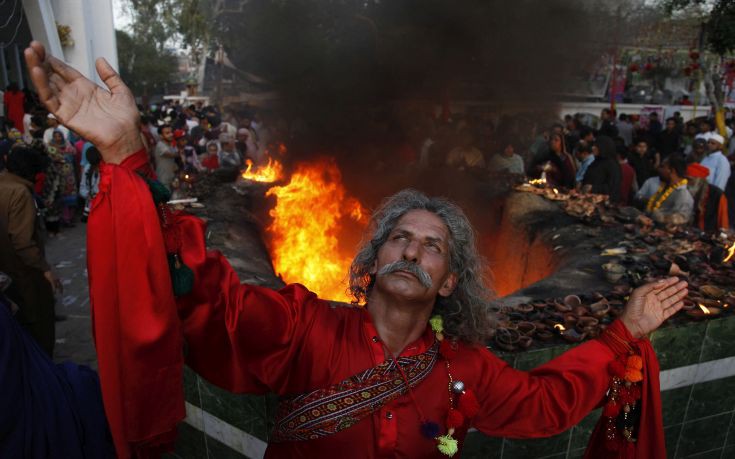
[372,210,457,304]
[635,142,647,155]
[708,139,722,152]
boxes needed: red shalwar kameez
[87,150,666,458]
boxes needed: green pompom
[429,315,444,334]
[168,254,194,297]
[436,434,458,457]
[137,173,171,205]
[147,178,172,204]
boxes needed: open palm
[620,277,688,339]
[24,41,142,164]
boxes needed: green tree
[116,29,179,98]
[661,0,735,130]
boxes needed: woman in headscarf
[531,132,577,188]
[46,144,77,227]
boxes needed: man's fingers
[635,277,678,296]
[48,55,84,83]
[661,288,688,310]
[656,280,689,302]
[29,66,60,113]
[29,41,47,62]
[96,58,130,95]
[662,300,684,320]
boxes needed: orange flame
[265,159,367,302]
[242,157,284,183]
[698,304,711,315]
[554,323,566,331]
[725,241,735,263]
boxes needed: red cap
[686,163,710,179]
[174,129,187,139]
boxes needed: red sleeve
[173,208,320,394]
[472,334,616,438]
[87,151,185,458]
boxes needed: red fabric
[619,162,636,205]
[584,320,666,459]
[201,154,219,170]
[687,163,710,179]
[87,150,185,458]
[3,90,25,133]
[89,154,665,457]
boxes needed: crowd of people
[416,106,735,233]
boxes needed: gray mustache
[377,260,433,288]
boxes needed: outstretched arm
[473,278,686,456]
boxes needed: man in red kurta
[25,41,688,459]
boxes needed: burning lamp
[686,304,722,320]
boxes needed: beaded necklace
[646,178,688,212]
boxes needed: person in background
[446,129,486,170]
[0,147,61,356]
[629,139,658,188]
[47,144,77,227]
[648,112,663,137]
[657,117,680,159]
[598,108,618,138]
[573,141,594,186]
[488,141,524,175]
[686,163,729,232]
[616,114,634,147]
[531,131,576,188]
[582,136,621,202]
[79,146,101,223]
[618,148,637,206]
[155,124,178,191]
[645,155,693,225]
[201,140,220,171]
[43,114,70,146]
[3,83,25,134]
[218,133,243,169]
[700,133,731,192]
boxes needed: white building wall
[22,0,117,86]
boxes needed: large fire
[265,158,367,302]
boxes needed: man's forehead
[393,209,450,240]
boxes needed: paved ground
[45,223,98,368]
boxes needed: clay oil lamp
[686,304,722,321]
[590,299,611,319]
[517,321,536,336]
[564,295,582,309]
[553,323,587,343]
[603,263,627,283]
[699,285,726,300]
[513,303,534,314]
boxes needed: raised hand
[620,277,688,339]
[24,41,143,164]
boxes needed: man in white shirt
[700,133,731,191]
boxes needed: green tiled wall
[172,316,735,459]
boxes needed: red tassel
[458,389,480,418]
[603,400,621,417]
[626,355,643,371]
[446,408,465,429]
[439,339,457,360]
[609,360,626,378]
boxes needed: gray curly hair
[348,189,495,343]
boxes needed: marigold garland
[646,178,688,212]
